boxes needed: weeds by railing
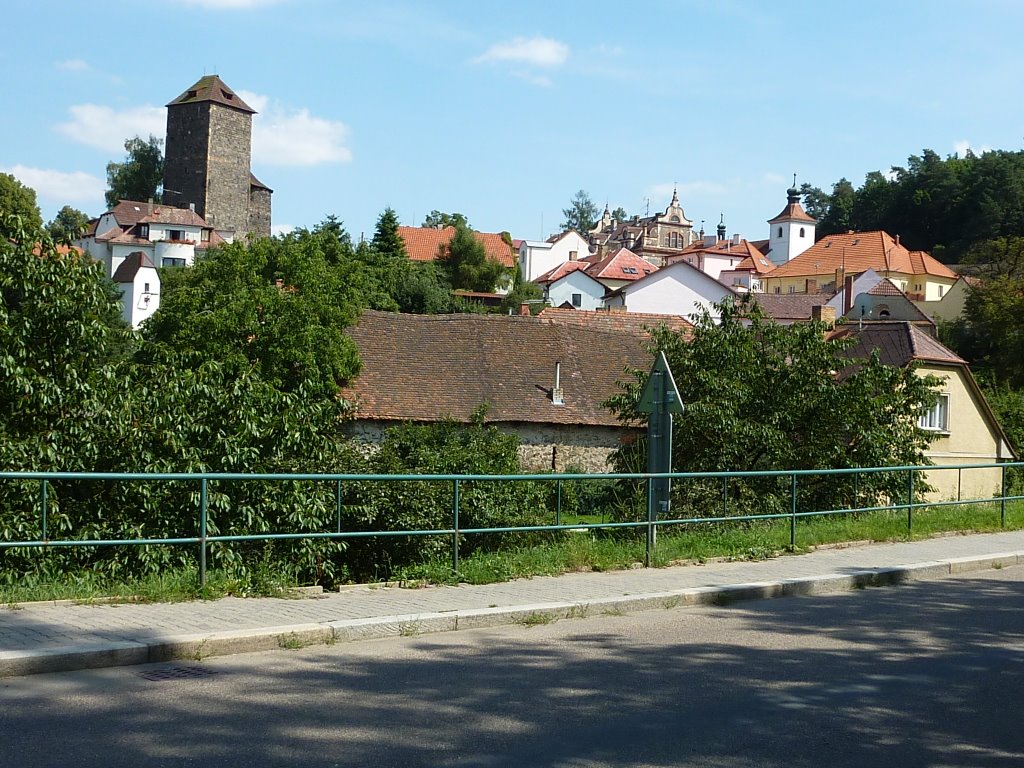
[1,462,1022,588]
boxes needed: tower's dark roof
[167,75,256,114]
[111,251,157,283]
[249,172,273,192]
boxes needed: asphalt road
[3,567,1024,768]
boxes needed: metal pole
[335,480,342,533]
[958,467,962,502]
[723,476,728,517]
[556,479,562,526]
[645,477,654,568]
[452,479,460,575]
[1001,464,1007,527]
[40,480,48,542]
[907,469,914,532]
[790,473,797,548]
[199,478,208,588]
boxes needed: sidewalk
[3,530,1024,678]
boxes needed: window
[162,257,186,268]
[799,227,805,238]
[168,229,184,241]
[571,293,582,307]
[938,285,945,298]
[144,282,150,293]
[139,224,149,238]
[778,227,783,237]
[919,394,950,432]
[201,229,211,242]
[788,285,795,294]
[569,250,578,260]
[774,286,781,294]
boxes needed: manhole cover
[136,665,218,682]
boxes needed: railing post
[40,480,48,542]
[958,466,962,502]
[790,473,797,548]
[1001,464,1007,527]
[452,479,460,575]
[723,476,728,517]
[907,468,914,532]
[556,479,562,527]
[199,478,208,589]
[335,479,342,533]
[645,476,654,568]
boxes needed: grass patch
[518,611,556,627]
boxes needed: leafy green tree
[439,222,508,293]
[946,236,1024,387]
[610,206,629,224]
[499,279,543,314]
[561,189,599,234]
[105,135,164,209]
[606,298,939,514]
[0,173,43,231]
[392,262,455,314]
[46,205,90,242]
[371,207,407,259]
[142,226,363,399]
[423,210,469,229]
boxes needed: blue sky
[3,0,1023,243]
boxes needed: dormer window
[139,224,149,238]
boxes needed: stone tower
[163,75,272,239]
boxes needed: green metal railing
[1,461,1022,587]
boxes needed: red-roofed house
[668,235,770,284]
[518,230,592,282]
[398,225,515,294]
[763,230,958,300]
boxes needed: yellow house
[764,231,958,301]
[833,321,1016,501]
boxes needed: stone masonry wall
[163,102,211,216]
[248,187,272,238]
[205,106,253,238]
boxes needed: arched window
[799,227,805,238]
[778,226,783,237]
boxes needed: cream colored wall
[918,364,1006,501]
[763,270,956,298]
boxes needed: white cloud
[271,224,295,236]
[474,36,569,68]
[56,104,165,153]
[0,165,105,205]
[55,59,91,72]
[954,139,991,157]
[239,90,352,166]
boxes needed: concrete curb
[2,551,1021,679]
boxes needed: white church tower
[767,179,816,266]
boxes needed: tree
[423,210,469,229]
[439,222,508,293]
[0,173,42,231]
[561,189,599,234]
[371,207,407,259]
[46,205,90,242]
[946,236,1024,387]
[105,135,164,209]
[610,206,629,225]
[606,298,939,513]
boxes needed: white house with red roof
[668,233,770,283]
[604,259,738,322]
[534,261,607,309]
[518,230,592,282]
[77,199,228,328]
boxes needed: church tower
[767,179,816,266]
[163,75,271,239]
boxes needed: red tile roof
[344,311,650,427]
[398,226,515,268]
[584,247,656,281]
[538,307,692,336]
[768,201,816,223]
[768,231,957,280]
[106,200,211,229]
[167,75,256,114]
[534,260,591,284]
[111,251,157,282]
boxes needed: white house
[535,263,608,310]
[604,260,737,322]
[111,251,160,328]
[519,230,592,282]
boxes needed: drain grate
[136,665,218,682]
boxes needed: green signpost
[637,351,682,563]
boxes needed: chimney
[812,305,837,328]
[551,362,564,405]
[147,198,153,215]
[844,275,855,315]
[703,234,717,248]
[189,202,196,213]
[519,303,530,316]
[805,278,818,294]
[732,234,741,246]
[835,267,845,291]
